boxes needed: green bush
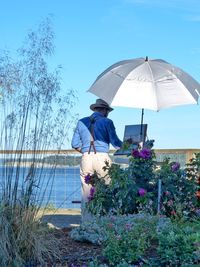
[71,215,200,266]
[102,216,157,266]
[73,146,200,266]
[154,221,200,266]
[86,146,200,220]
[158,158,199,219]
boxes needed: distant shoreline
[1,162,80,168]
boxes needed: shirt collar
[92,111,105,118]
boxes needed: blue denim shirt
[71,112,122,153]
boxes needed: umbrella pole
[140,108,144,138]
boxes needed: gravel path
[40,209,81,228]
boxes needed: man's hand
[75,147,82,153]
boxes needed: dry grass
[0,206,62,266]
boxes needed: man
[71,99,122,218]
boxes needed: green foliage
[186,152,200,207]
[158,156,199,219]
[72,215,200,266]
[128,150,156,190]
[186,152,200,177]
[102,216,157,266]
[154,221,200,266]
[86,149,158,216]
[87,164,140,215]
[86,146,200,220]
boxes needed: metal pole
[157,179,162,214]
[140,108,144,137]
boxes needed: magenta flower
[132,148,152,159]
[132,149,140,158]
[171,162,180,172]
[84,174,91,184]
[88,186,96,201]
[139,148,152,159]
[138,188,146,196]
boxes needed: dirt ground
[54,227,103,266]
[41,209,104,266]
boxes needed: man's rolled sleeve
[107,120,122,148]
[71,122,82,149]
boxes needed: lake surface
[0,150,189,210]
[0,165,81,209]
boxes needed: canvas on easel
[124,124,147,145]
[114,124,147,156]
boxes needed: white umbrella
[88,57,200,122]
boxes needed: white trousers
[80,152,111,220]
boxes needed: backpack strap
[88,116,96,154]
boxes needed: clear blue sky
[1,0,200,149]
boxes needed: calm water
[0,165,81,209]
[0,151,189,209]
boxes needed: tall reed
[0,17,78,266]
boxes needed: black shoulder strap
[88,116,96,154]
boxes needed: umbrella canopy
[88,57,200,111]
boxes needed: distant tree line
[4,155,81,166]
[43,155,81,166]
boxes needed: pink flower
[171,210,176,215]
[167,199,173,206]
[108,223,114,228]
[164,191,171,196]
[138,188,146,196]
